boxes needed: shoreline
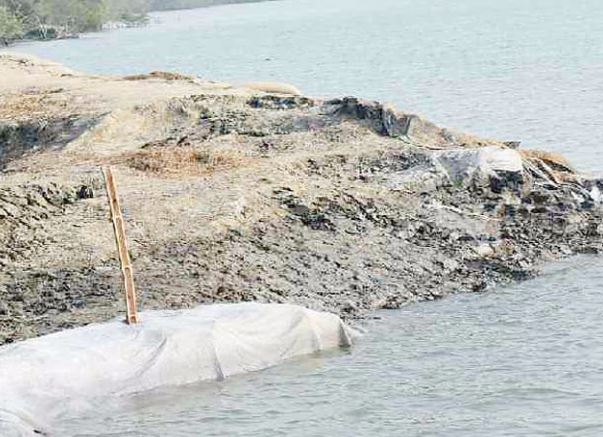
[0,53,602,345]
[1,0,275,47]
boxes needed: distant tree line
[0,0,148,43]
[0,0,269,44]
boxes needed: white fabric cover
[0,303,355,436]
[590,185,602,204]
[436,146,524,183]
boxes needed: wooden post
[102,167,139,325]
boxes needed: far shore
[1,0,276,47]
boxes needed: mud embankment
[0,53,601,344]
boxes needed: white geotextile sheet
[436,146,524,182]
[0,303,355,436]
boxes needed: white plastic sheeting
[590,185,602,204]
[0,303,355,436]
[436,146,524,183]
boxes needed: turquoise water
[9,0,603,174]
[7,1,603,435]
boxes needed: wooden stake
[102,167,139,325]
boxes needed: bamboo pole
[102,167,139,325]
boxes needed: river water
[53,257,603,436]
[7,0,603,435]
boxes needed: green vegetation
[0,0,269,44]
[0,0,149,43]
[0,5,23,43]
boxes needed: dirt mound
[520,149,576,173]
[123,71,199,82]
[242,81,302,96]
[1,54,602,345]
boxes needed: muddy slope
[0,53,601,344]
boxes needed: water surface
[8,0,603,173]
[54,256,603,436]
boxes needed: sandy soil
[0,53,601,344]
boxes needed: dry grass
[0,92,70,119]
[520,149,575,173]
[125,146,248,176]
[122,71,197,82]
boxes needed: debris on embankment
[1,53,602,344]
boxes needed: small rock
[77,186,94,200]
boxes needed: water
[53,257,603,436]
[7,0,603,174]
[6,1,603,435]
